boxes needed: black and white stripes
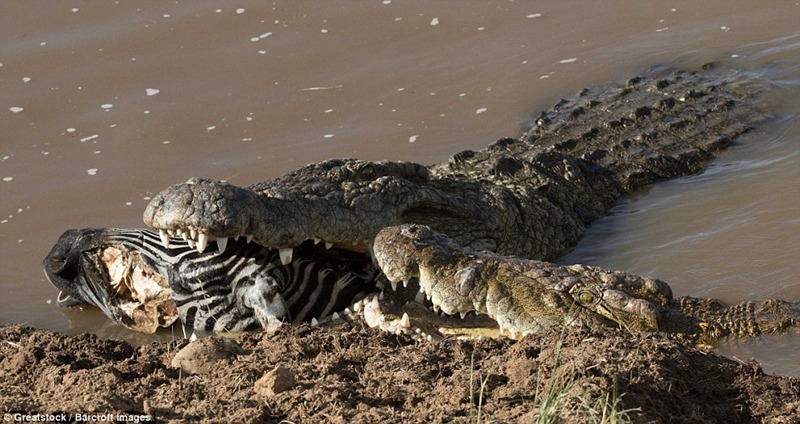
[47,228,379,333]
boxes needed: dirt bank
[1,323,798,423]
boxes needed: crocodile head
[145,159,454,252]
[373,224,672,337]
[142,156,565,261]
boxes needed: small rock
[171,337,246,375]
[254,364,295,396]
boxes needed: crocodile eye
[357,164,378,180]
[577,291,595,305]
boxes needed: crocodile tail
[519,65,766,193]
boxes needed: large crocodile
[143,65,763,262]
[373,224,800,346]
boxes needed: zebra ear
[245,275,290,333]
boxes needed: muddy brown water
[2,2,799,375]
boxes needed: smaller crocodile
[372,224,800,346]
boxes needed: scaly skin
[144,66,765,261]
[373,224,800,345]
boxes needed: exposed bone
[98,245,178,333]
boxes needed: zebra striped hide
[44,228,379,333]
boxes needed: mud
[1,323,798,423]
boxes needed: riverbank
[1,323,797,423]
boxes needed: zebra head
[44,228,379,334]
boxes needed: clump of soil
[1,323,798,423]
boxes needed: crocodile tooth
[426,334,432,342]
[379,291,385,300]
[363,296,383,328]
[459,311,467,319]
[180,230,188,241]
[332,312,340,320]
[196,233,208,253]
[159,229,170,249]
[216,237,228,254]
[233,235,240,241]
[353,300,363,313]
[313,237,321,244]
[432,304,440,313]
[344,307,352,316]
[390,280,398,291]
[311,317,319,327]
[325,241,333,250]
[246,234,254,244]
[167,229,175,237]
[190,228,197,240]
[414,291,426,303]
[187,238,196,249]
[419,286,425,294]
[279,248,293,265]
[400,313,411,328]
[402,279,409,288]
